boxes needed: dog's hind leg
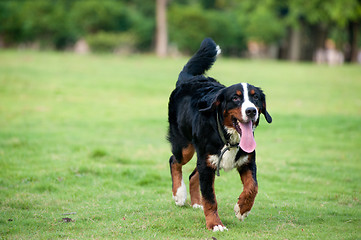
[189,167,202,209]
[169,144,195,206]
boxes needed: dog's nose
[245,107,257,118]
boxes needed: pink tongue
[238,121,256,153]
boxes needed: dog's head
[200,82,272,152]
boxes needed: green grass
[0,50,360,239]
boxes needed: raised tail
[177,38,221,86]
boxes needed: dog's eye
[232,96,241,102]
[253,95,259,100]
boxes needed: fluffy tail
[177,38,221,86]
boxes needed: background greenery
[0,50,360,239]
[0,0,360,59]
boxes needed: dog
[167,38,272,231]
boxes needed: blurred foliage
[235,0,286,43]
[0,0,153,50]
[0,0,360,55]
[168,4,246,55]
[0,0,77,49]
[70,1,131,34]
[85,31,138,53]
[285,0,361,27]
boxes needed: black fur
[167,38,272,228]
[168,38,271,161]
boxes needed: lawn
[0,50,360,239]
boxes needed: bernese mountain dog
[167,38,272,231]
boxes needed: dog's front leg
[198,159,227,232]
[234,155,258,221]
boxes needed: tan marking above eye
[236,90,242,95]
[250,89,255,95]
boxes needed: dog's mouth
[232,118,256,153]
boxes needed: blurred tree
[0,2,24,44]
[0,0,359,60]
[236,0,286,44]
[0,0,76,49]
[201,0,226,9]
[168,4,209,53]
[168,3,246,55]
[123,0,155,50]
[156,0,168,57]
[70,1,131,34]
[285,0,361,61]
[124,0,155,18]
[171,0,285,55]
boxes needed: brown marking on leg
[181,144,195,165]
[235,169,258,218]
[198,161,225,230]
[170,144,195,198]
[170,158,183,196]
[203,198,223,230]
[189,168,201,206]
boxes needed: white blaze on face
[241,83,258,122]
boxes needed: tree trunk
[288,26,302,61]
[155,0,168,57]
[347,21,359,63]
[308,23,328,61]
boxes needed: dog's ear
[260,92,272,123]
[199,90,225,112]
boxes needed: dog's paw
[213,225,228,232]
[173,179,187,206]
[234,203,250,221]
[192,204,203,210]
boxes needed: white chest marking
[208,127,249,171]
